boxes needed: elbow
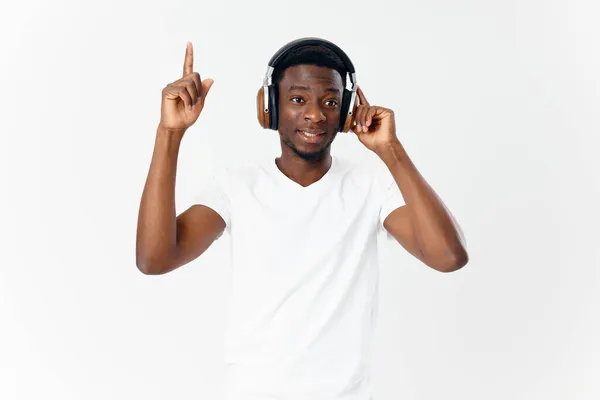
[136,262,156,275]
[425,246,469,273]
[135,251,172,276]
[135,233,182,274]
[136,258,161,275]
[438,248,469,273]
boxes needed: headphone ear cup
[268,85,278,130]
[256,87,269,129]
[339,89,356,133]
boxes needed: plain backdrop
[1,0,598,399]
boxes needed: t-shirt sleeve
[378,174,405,235]
[192,170,231,233]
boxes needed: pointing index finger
[183,41,193,77]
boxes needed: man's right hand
[159,42,214,132]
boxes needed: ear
[256,87,269,129]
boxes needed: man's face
[276,64,344,161]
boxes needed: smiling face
[276,64,345,161]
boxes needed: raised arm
[136,42,220,275]
[352,87,468,273]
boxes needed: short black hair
[272,45,348,89]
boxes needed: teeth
[302,131,322,137]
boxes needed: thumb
[201,78,214,99]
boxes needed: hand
[351,87,399,154]
[159,42,214,132]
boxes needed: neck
[275,147,333,187]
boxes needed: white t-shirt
[193,155,405,400]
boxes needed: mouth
[296,129,327,144]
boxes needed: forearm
[136,126,185,273]
[377,141,467,268]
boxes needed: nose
[304,102,326,123]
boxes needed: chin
[284,139,327,161]
[294,148,328,161]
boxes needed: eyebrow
[288,85,340,94]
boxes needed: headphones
[256,37,358,133]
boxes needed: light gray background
[1,0,598,399]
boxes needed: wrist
[155,125,185,152]
[157,124,187,140]
[375,140,404,163]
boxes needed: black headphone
[256,37,358,133]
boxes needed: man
[136,38,468,400]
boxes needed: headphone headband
[267,37,356,73]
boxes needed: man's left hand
[351,87,399,154]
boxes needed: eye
[325,100,338,107]
[291,97,305,104]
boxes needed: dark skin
[273,65,342,187]
[350,89,468,272]
[273,64,468,272]
[136,42,468,275]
